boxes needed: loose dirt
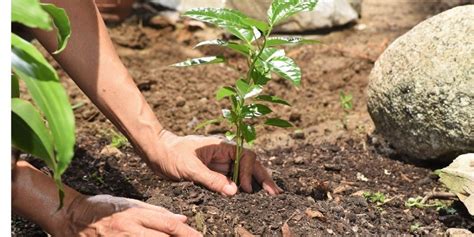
[12,0,473,235]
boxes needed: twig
[421,192,457,204]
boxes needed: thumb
[189,162,237,196]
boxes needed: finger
[135,227,169,237]
[126,199,188,222]
[208,162,230,174]
[139,211,202,237]
[188,160,237,196]
[253,162,283,195]
[239,150,256,193]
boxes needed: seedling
[405,196,453,212]
[363,191,387,205]
[110,130,129,149]
[339,91,353,129]
[173,0,320,184]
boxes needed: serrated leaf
[266,37,320,47]
[242,124,256,143]
[265,118,293,128]
[194,118,221,131]
[216,86,236,101]
[11,33,75,176]
[12,0,52,30]
[12,98,55,166]
[172,56,225,67]
[40,4,71,54]
[194,40,251,56]
[184,8,261,43]
[243,104,273,118]
[267,56,301,86]
[12,74,20,98]
[268,0,318,26]
[256,95,291,106]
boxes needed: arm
[32,0,281,196]
[12,161,200,236]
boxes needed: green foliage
[363,191,387,205]
[11,0,73,207]
[174,0,319,184]
[339,91,353,129]
[409,223,421,233]
[110,131,129,149]
[405,196,453,212]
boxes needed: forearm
[32,0,163,159]
[11,161,81,234]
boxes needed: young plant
[173,0,319,184]
[339,91,353,129]
[363,191,387,205]
[11,0,73,207]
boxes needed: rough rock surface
[367,6,474,161]
[149,0,361,32]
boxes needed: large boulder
[149,0,361,32]
[367,6,474,161]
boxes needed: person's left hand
[147,129,283,196]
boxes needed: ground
[12,0,474,235]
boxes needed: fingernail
[223,183,237,196]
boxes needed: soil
[12,0,474,236]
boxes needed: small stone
[324,164,342,172]
[446,228,473,237]
[176,96,186,107]
[99,145,124,158]
[293,156,305,165]
[292,129,305,139]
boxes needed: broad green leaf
[268,0,318,26]
[195,40,251,56]
[12,0,52,30]
[216,86,236,101]
[259,47,286,62]
[172,56,225,67]
[11,98,55,166]
[184,8,261,43]
[265,118,293,128]
[266,37,320,47]
[222,109,237,123]
[194,118,221,131]
[243,104,273,118]
[236,79,250,95]
[242,124,256,143]
[256,95,291,106]
[12,74,20,98]
[267,56,301,86]
[225,131,236,141]
[11,33,75,175]
[41,4,71,54]
[244,85,263,99]
[251,66,271,85]
[241,18,269,34]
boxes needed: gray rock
[149,0,361,32]
[367,6,474,161]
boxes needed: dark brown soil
[12,0,474,236]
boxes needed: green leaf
[267,56,301,86]
[244,85,263,99]
[12,74,20,98]
[216,86,236,101]
[194,118,221,131]
[251,66,271,85]
[222,109,237,123]
[268,0,318,26]
[225,131,236,141]
[172,56,225,67]
[266,37,320,47]
[265,118,293,128]
[236,79,250,95]
[259,47,286,62]
[11,33,75,175]
[12,0,52,30]
[243,104,273,118]
[41,4,71,54]
[256,95,291,106]
[241,17,270,33]
[194,40,251,56]
[11,98,55,166]
[242,124,256,143]
[184,8,261,43]
[339,91,353,110]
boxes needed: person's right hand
[56,194,202,237]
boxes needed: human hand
[149,129,283,196]
[56,194,201,237]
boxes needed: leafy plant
[110,130,129,149]
[339,91,353,129]
[11,0,73,207]
[405,196,453,212]
[363,191,387,205]
[173,0,319,185]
